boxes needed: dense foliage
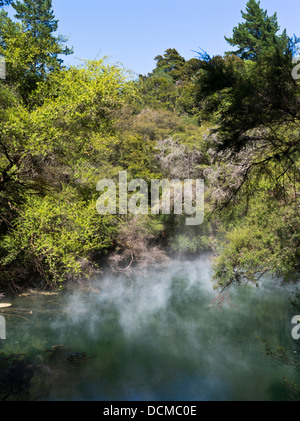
[0,0,299,292]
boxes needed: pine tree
[153,48,186,81]
[0,0,12,6]
[224,0,288,60]
[12,0,72,75]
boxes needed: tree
[192,2,300,292]
[12,0,72,76]
[224,0,290,60]
[0,0,12,6]
[137,49,202,114]
[153,48,186,81]
[0,1,72,102]
[137,70,178,111]
[0,60,133,287]
[181,57,202,81]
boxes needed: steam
[47,255,298,401]
[52,255,215,339]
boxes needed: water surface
[0,257,299,401]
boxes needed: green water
[0,257,299,401]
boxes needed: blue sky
[6,0,300,76]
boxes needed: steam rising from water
[3,256,299,401]
[45,256,299,400]
[52,256,215,338]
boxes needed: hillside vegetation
[0,0,299,292]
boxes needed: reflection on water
[0,256,299,401]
